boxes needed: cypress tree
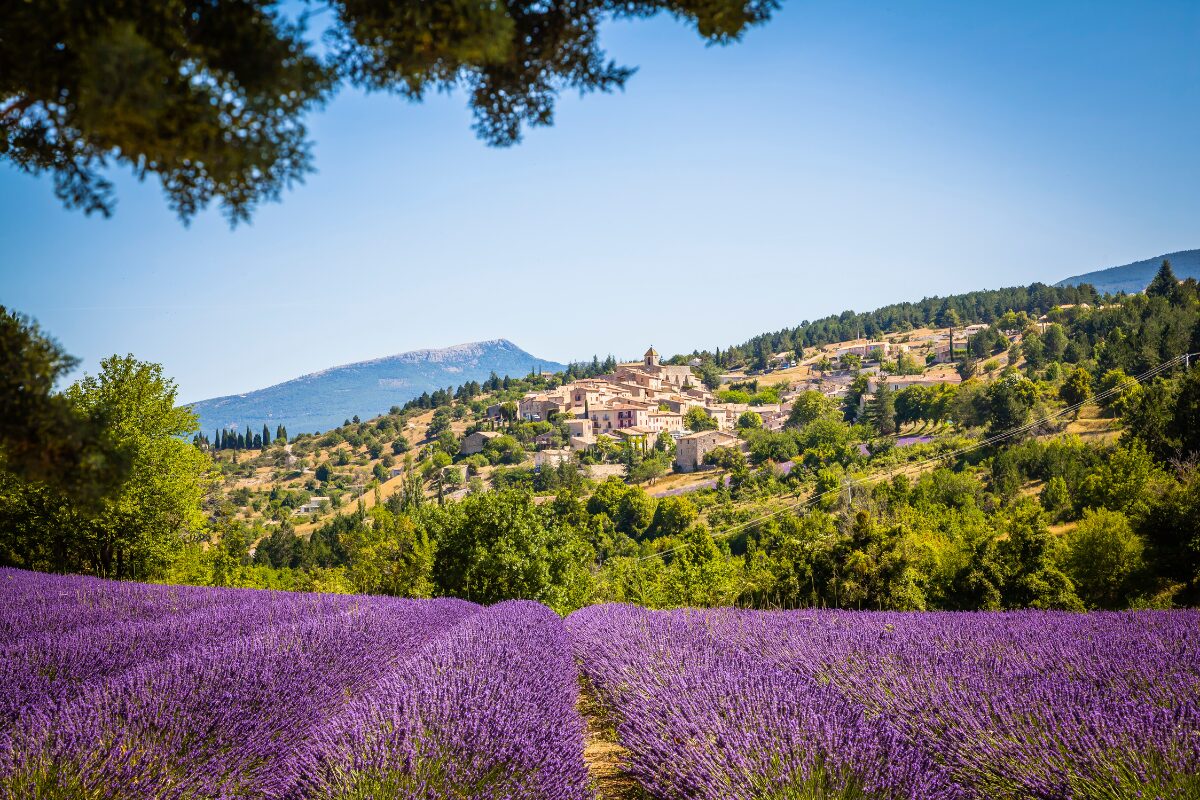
[280,426,287,442]
[870,379,898,435]
[263,424,271,447]
[236,432,245,449]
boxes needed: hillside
[187,339,566,436]
[1055,249,1200,294]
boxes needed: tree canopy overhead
[0,0,777,224]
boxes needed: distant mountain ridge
[187,339,566,437]
[1055,249,1200,294]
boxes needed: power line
[634,353,1197,564]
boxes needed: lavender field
[0,568,589,800]
[2,569,1199,800]
[569,605,1200,800]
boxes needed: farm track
[577,674,649,800]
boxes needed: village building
[758,406,791,431]
[866,373,962,394]
[834,340,892,361]
[295,497,328,515]
[588,402,651,433]
[635,346,695,389]
[565,418,592,439]
[459,430,501,456]
[533,448,573,470]
[645,409,684,434]
[518,393,570,421]
[611,427,655,451]
[675,430,742,472]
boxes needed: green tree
[1077,441,1160,521]
[0,308,127,504]
[587,476,630,520]
[617,486,658,538]
[1064,508,1144,609]
[1039,476,1071,521]
[653,430,677,460]
[649,496,698,539]
[895,350,923,375]
[1059,366,1092,407]
[1146,259,1179,298]
[257,523,301,569]
[868,379,897,435]
[1041,323,1068,363]
[736,410,762,431]
[785,390,835,429]
[627,452,671,484]
[981,375,1038,437]
[1168,367,1200,459]
[661,524,739,607]
[1096,369,1134,417]
[345,506,435,597]
[61,357,213,578]
[435,430,460,457]
[694,361,723,391]
[1121,377,1175,460]
[1140,468,1200,603]
[3,1,776,222]
[936,305,961,359]
[684,405,719,431]
[1021,332,1046,370]
[995,502,1082,611]
[429,488,593,612]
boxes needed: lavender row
[0,570,593,799]
[0,567,249,643]
[300,600,593,800]
[1,571,479,798]
[0,585,365,736]
[567,605,1200,800]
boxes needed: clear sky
[3,0,1198,403]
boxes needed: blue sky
[3,0,1198,403]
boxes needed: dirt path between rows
[577,675,649,800]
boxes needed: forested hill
[1055,250,1200,295]
[187,340,566,437]
[688,282,1102,370]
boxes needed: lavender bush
[0,569,589,800]
[567,604,1200,800]
[299,600,592,800]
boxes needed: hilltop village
[503,322,993,473]
[207,312,1065,531]
[16,270,1200,613]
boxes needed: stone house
[534,448,573,470]
[460,430,501,456]
[674,430,742,472]
[519,393,570,421]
